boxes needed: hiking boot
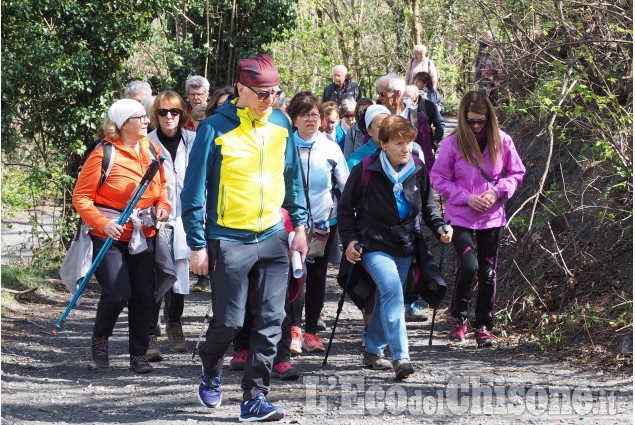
[231,347,249,371]
[192,275,209,292]
[146,335,163,362]
[129,355,153,374]
[362,352,392,370]
[198,373,222,408]
[272,361,300,381]
[166,322,187,352]
[239,393,284,422]
[449,317,468,342]
[475,325,494,348]
[290,326,303,356]
[302,333,325,353]
[393,359,415,379]
[405,299,429,322]
[316,319,327,331]
[91,335,109,368]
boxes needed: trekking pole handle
[442,220,451,235]
[354,242,363,252]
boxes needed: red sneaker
[475,326,494,348]
[230,347,249,370]
[290,326,303,356]
[302,332,325,353]
[449,317,468,342]
[272,361,300,380]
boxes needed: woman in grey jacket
[146,91,196,360]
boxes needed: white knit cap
[364,104,391,130]
[108,99,144,128]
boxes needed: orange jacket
[73,136,170,242]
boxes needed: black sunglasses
[466,117,487,125]
[157,108,182,117]
[246,86,283,101]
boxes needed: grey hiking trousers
[199,229,289,401]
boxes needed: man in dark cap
[181,54,308,422]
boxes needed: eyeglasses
[299,112,321,121]
[466,117,488,126]
[188,92,208,99]
[127,114,150,123]
[378,90,393,97]
[157,108,182,117]
[246,85,283,101]
[344,113,355,118]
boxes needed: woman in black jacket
[338,116,452,379]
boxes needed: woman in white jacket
[145,91,196,360]
[286,91,350,354]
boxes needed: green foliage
[2,0,167,252]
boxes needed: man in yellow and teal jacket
[181,54,308,423]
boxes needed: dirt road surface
[1,265,632,425]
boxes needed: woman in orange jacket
[73,99,170,373]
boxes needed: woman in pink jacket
[430,91,525,348]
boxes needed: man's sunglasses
[246,85,283,101]
[466,117,487,125]
[157,108,182,117]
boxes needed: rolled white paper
[288,231,304,278]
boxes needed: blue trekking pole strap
[53,157,164,334]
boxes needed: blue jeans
[362,251,412,361]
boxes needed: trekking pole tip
[52,324,61,335]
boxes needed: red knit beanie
[236,54,280,87]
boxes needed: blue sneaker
[239,393,284,422]
[198,373,222,408]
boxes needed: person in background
[338,115,451,379]
[145,91,196,360]
[206,86,233,117]
[402,84,445,166]
[343,98,374,158]
[430,91,525,348]
[413,72,445,115]
[73,99,169,373]
[346,104,391,169]
[321,103,346,151]
[322,65,362,104]
[184,75,210,131]
[124,80,152,102]
[140,96,157,133]
[190,104,207,131]
[405,44,438,89]
[286,91,349,355]
[181,53,307,422]
[338,98,356,132]
[472,30,504,105]
[375,74,432,165]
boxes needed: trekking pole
[428,223,450,346]
[52,157,164,334]
[323,242,362,366]
[192,258,215,360]
[193,295,214,360]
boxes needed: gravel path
[1,264,632,424]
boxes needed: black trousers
[449,226,501,329]
[91,235,155,356]
[150,286,185,336]
[290,224,338,333]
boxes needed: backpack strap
[99,142,114,188]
